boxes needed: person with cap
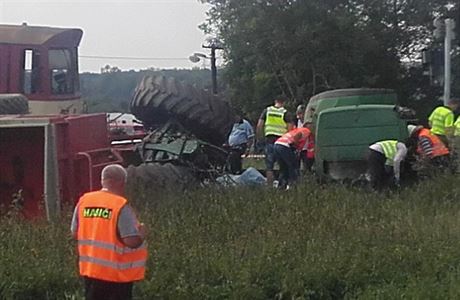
[256,96,294,185]
[367,139,408,190]
[428,98,460,147]
[71,164,147,300]
[273,126,311,188]
[226,112,255,174]
[407,124,450,170]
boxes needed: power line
[79,55,190,61]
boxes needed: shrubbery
[2,177,460,299]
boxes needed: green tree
[200,0,458,118]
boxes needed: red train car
[0,114,123,219]
[0,23,84,114]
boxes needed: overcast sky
[0,0,213,72]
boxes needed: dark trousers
[228,144,247,174]
[367,149,390,190]
[84,277,133,300]
[274,144,299,186]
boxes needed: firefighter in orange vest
[408,124,450,169]
[71,164,147,300]
[273,127,311,188]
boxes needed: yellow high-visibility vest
[377,140,398,166]
[265,106,287,137]
[429,106,454,136]
[454,116,460,137]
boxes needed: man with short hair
[256,96,294,185]
[71,164,147,300]
[428,98,460,147]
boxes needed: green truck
[305,89,414,181]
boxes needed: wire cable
[79,55,190,61]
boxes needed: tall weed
[2,176,460,299]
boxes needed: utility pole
[443,18,455,105]
[433,17,456,105]
[202,40,223,95]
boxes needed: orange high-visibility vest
[418,128,449,158]
[77,191,147,283]
[275,127,311,150]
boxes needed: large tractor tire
[130,75,235,146]
[0,94,29,115]
[126,163,197,193]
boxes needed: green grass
[242,157,267,170]
[2,176,460,299]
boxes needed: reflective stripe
[265,106,287,136]
[77,191,147,282]
[275,128,311,151]
[430,107,453,135]
[377,140,398,165]
[78,239,146,255]
[455,117,460,136]
[79,255,146,270]
[417,129,449,157]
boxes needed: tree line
[82,0,459,124]
[199,0,460,121]
[80,68,214,113]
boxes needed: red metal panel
[0,45,9,92]
[64,114,110,153]
[7,45,22,93]
[0,114,125,217]
[0,127,44,217]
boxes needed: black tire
[126,162,197,193]
[130,75,235,146]
[0,94,29,114]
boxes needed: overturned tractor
[127,75,235,190]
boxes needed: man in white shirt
[367,140,408,190]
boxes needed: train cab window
[22,49,41,94]
[49,49,75,95]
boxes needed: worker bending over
[273,127,311,188]
[367,140,408,190]
[428,98,460,147]
[408,124,450,169]
[71,164,147,300]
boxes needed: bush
[2,176,460,299]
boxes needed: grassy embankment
[2,176,460,299]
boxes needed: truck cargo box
[315,105,409,180]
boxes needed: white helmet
[407,124,422,136]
